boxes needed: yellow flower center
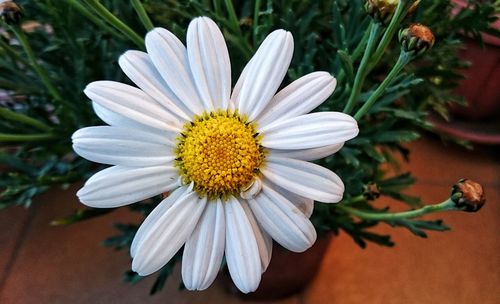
[175,111,265,199]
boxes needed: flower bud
[0,0,23,26]
[363,182,381,201]
[399,23,435,56]
[451,179,486,212]
[365,0,420,25]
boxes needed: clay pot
[449,0,500,120]
[450,37,500,120]
[223,235,332,301]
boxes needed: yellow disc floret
[175,111,265,199]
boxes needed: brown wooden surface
[0,136,498,303]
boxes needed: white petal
[131,186,186,257]
[260,112,359,150]
[257,72,336,127]
[230,57,252,104]
[227,99,236,112]
[249,182,316,252]
[182,199,225,290]
[224,196,261,293]
[234,30,293,120]
[240,177,262,200]
[132,186,207,276]
[119,50,192,121]
[84,81,182,132]
[77,166,179,208]
[239,200,273,272]
[187,17,231,110]
[91,102,167,136]
[145,28,204,115]
[261,156,344,203]
[265,178,314,218]
[72,126,174,167]
[268,143,344,162]
[261,227,273,268]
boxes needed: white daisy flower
[72,16,359,293]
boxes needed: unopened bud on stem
[363,182,381,201]
[0,0,23,26]
[365,0,420,25]
[399,23,435,56]
[451,179,486,212]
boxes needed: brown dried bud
[365,0,397,24]
[399,23,435,56]
[363,182,381,201]
[0,0,23,26]
[365,0,420,25]
[451,179,486,212]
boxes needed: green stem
[224,0,243,36]
[0,79,38,92]
[335,70,345,88]
[343,194,366,205]
[130,0,154,31]
[38,172,82,185]
[0,37,30,67]
[334,21,373,90]
[354,51,411,120]
[0,133,56,142]
[368,0,411,71]
[213,0,222,17]
[224,32,253,60]
[10,27,65,104]
[350,25,371,62]
[253,0,262,45]
[338,198,457,221]
[343,22,381,114]
[0,108,52,132]
[83,0,144,48]
[66,0,124,39]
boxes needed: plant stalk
[338,198,457,221]
[130,0,154,31]
[0,133,56,142]
[0,37,30,67]
[0,108,52,132]
[83,0,145,48]
[66,0,124,39]
[354,50,412,120]
[369,0,412,70]
[343,22,381,114]
[253,0,262,45]
[10,26,65,106]
[350,25,371,62]
[224,0,243,36]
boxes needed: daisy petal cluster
[72,16,359,293]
